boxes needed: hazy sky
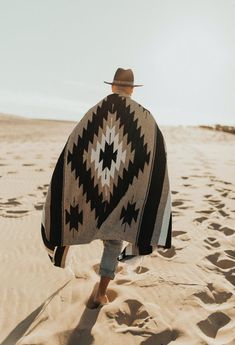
[0,0,234,125]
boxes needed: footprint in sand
[115,279,132,285]
[0,198,30,218]
[208,223,235,236]
[156,245,182,259]
[34,202,44,210]
[7,171,18,174]
[224,250,235,259]
[172,201,184,207]
[37,184,50,197]
[6,210,29,214]
[204,237,220,248]
[195,209,214,215]
[224,269,235,286]
[172,211,182,217]
[0,198,21,206]
[105,299,154,334]
[172,230,190,242]
[171,190,179,195]
[204,194,213,198]
[37,184,49,191]
[140,329,181,345]
[22,163,35,166]
[197,311,231,339]
[214,179,232,186]
[172,199,192,210]
[3,210,29,218]
[206,252,235,270]
[172,230,186,237]
[193,216,208,224]
[193,282,232,305]
[106,299,181,341]
[208,222,221,230]
[205,198,231,217]
[133,266,149,274]
[216,209,230,217]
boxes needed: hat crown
[113,68,134,83]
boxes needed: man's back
[42,91,171,258]
[41,69,172,268]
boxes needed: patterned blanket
[41,92,172,268]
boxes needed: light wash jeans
[98,239,124,280]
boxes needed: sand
[0,114,234,345]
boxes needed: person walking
[41,68,172,308]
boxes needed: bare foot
[93,293,109,308]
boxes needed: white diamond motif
[90,125,126,188]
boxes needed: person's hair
[113,84,134,93]
[114,85,129,91]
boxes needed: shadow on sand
[0,279,72,345]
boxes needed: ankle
[96,290,106,297]
[96,286,108,295]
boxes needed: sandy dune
[0,115,234,345]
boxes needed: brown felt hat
[104,68,143,87]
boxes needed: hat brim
[104,81,143,87]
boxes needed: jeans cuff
[98,267,115,280]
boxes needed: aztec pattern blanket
[41,92,172,268]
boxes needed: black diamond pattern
[65,203,83,234]
[120,202,139,227]
[99,142,118,170]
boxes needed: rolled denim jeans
[99,239,124,280]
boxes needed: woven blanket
[41,92,172,268]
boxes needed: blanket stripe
[137,123,166,254]
[50,146,65,246]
